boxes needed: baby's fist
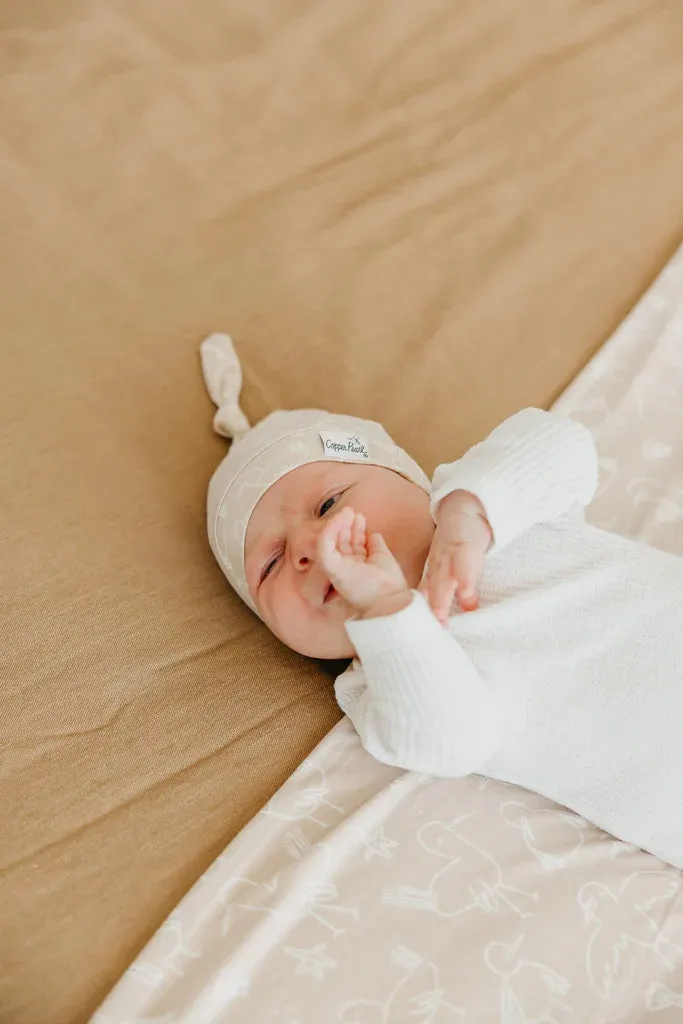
[317,506,409,615]
[419,490,492,624]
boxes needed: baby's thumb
[417,557,432,595]
[368,532,389,555]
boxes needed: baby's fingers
[451,544,481,611]
[421,554,458,625]
[318,506,354,568]
[422,543,480,622]
[350,511,367,557]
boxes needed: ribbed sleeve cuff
[430,409,598,554]
[345,590,439,655]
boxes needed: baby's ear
[200,333,251,441]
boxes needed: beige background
[2,2,683,1022]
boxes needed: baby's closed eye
[261,492,345,583]
[318,492,344,517]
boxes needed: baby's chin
[284,631,355,660]
[278,606,356,660]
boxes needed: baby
[201,334,683,868]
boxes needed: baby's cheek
[267,581,302,641]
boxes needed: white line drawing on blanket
[645,980,683,1012]
[283,941,337,980]
[381,814,539,920]
[484,933,574,1024]
[285,826,313,860]
[578,871,683,1001]
[220,876,359,939]
[501,800,592,871]
[262,765,344,828]
[625,479,683,544]
[337,945,465,1023]
[501,800,631,869]
[474,775,517,791]
[124,959,167,987]
[357,824,399,861]
[137,912,202,980]
[641,439,674,461]
[595,456,620,502]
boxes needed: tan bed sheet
[2,2,683,1021]
[94,245,683,1023]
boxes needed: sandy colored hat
[200,334,430,616]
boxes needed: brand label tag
[319,431,370,462]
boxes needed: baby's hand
[318,506,410,615]
[419,490,492,624]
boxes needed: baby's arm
[431,408,599,554]
[319,509,503,776]
[337,591,503,777]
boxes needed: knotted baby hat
[201,333,430,616]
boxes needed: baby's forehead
[260,460,344,510]
[246,462,330,536]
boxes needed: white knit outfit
[337,409,683,868]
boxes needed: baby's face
[244,461,434,658]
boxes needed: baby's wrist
[358,589,413,620]
[437,488,487,520]
[437,489,492,547]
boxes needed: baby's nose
[291,522,322,569]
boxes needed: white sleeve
[336,591,503,777]
[430,408,599,553]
